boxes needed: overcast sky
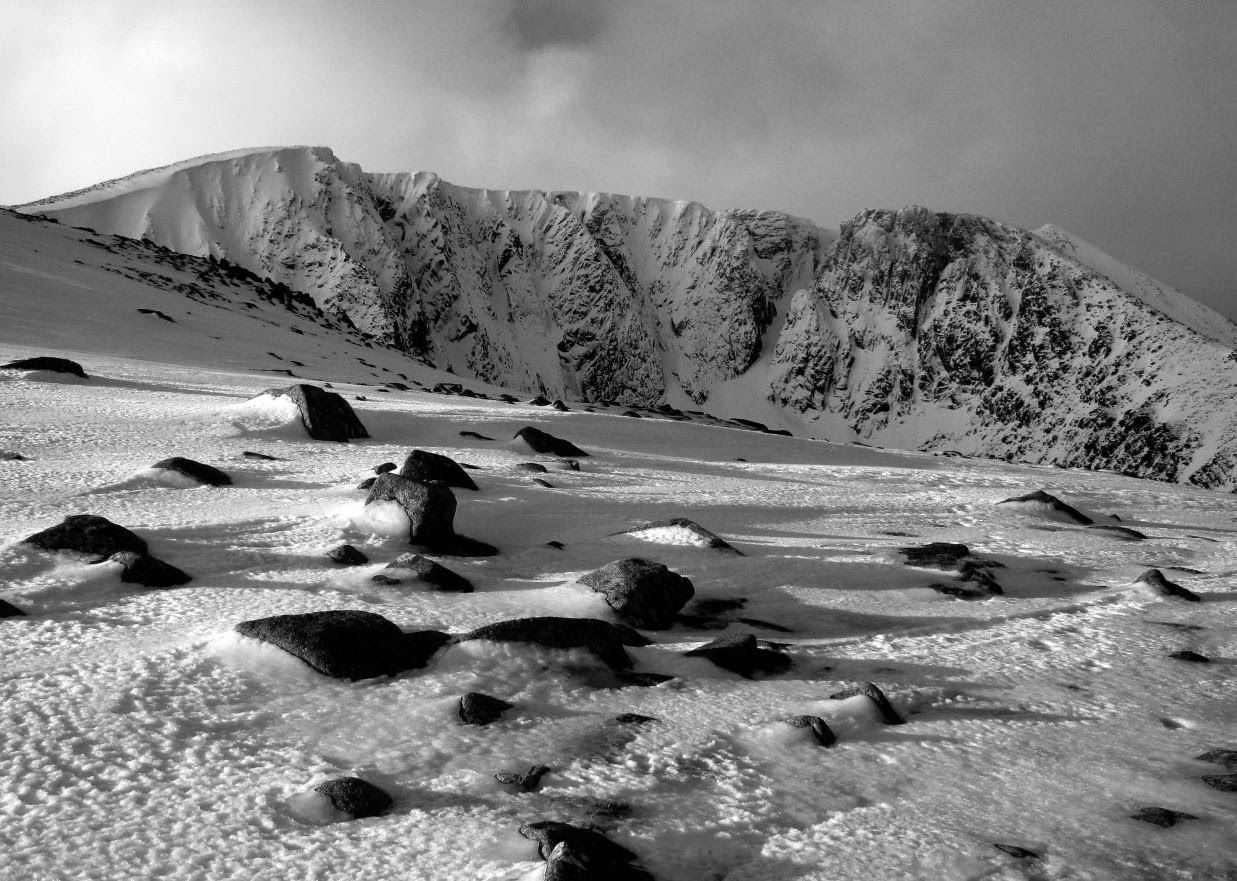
[3,0,1234,318]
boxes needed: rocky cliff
[17,147,1237,489]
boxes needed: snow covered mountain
[15,147,1237,490]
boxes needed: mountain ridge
[14,146,1237,490]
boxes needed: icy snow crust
[1,210,1236,879]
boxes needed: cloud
[2,0,1233,317]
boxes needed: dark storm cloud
[1,0,1233,317]
[505,0,610,50]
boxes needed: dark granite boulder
[829,682,906,725]
[1202,774,1237,792]
[365,473,457,544]
[399,449,478,490]
[241,450,278,460]
[313,777,393,819]
[374,462,397,474]
[993,844,1039,859]
[615,713,657,725]
[1130,807,1198,827]
[1,356,87,378]
[997,489,1092,525]
[109,551,191,588]
[520,821,653,881]
[515,462,549,473]
[24,514,147,558]
[579,558,695,630]
[234,610,445,680]
[384,553,473,592]
[527,395,551,406]
[460,430,494,440]
[459,692,512,725]
[683,632,791,678]
[784,714,837,747]
[1169,650,1209,663]
[0,599,26,618]
[620,518,742,554]
[1196,749,1237,769]
[459,617,649,670]
[1137,569,1201,602]
[262,384,369,442]
[150,457,231,486]
[327,544,368,566]
[515,426,588,457]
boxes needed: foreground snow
[1,345,1234,881]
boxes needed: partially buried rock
[313,777,393,819]
[784,714,837,747]
[150,456,231,486]
[1169,650,1209,663]
[520,821,652,881]
[899,542,970,569]
[1201,774,1237,792]
[579,558,695,630]
[1137,569,1202,602]
[1130,807,1198,827]
[374,462,396,474]
[993,844,1039,859]
[459,691,512,725]
[1,356,87,378]
[615,713,657,725]
[357,477,377,490]
[620,518,742,554]
[234,610,447,680]
[459,616,649,671]
[495,764,550,791]
[683,632,791,678]
[1088,524,1148,540]
[24,514,147,558]
[399,449,478,490]
[514,426,588,457]
[384,553,473,592]
[515,462,549,473]
[532,478,554,488]
[109,551,191,588]
[614,671,675,687]
[550,399,569,411]
[1196,749,1237,769]
[328,544,368,566]
[829,682,906,725]
[997,489,1092,525]
[241,450,278,461]
[459,430,494,441]
[262,384,368,442]
[0,599,26,618]
[528,395,551,406]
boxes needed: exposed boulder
[993,844,1039,859]
[532,478,554,488]
[579,558,695,630]
[495,764,550,791]
[784,714,837,747]
[24,514,147,558]
[1137,569,1202,602]
[1169,650,1209,663]
[150,457,231,486]
[528,395,551,406]
[241,450,278,460]
[357,477,377,490]
[615,713,657,725]
[997,490,1092,525]
[558,459,580,471]
[262,384,369,442]
[1196,749,1237,769]
[550,400,570,411]
[1,356,87,378]
[515,426,588,457]
[109,551,191,588]
[459,430,494,440]
[1129,807,1199,827]
[364,473,497,555]
[829,682,906,725]
[313,777,393,819]
[374,462,397,474]
[1088,524,1148,540]
[683,632,791,678]
[0,599,26,618]
[459,692,512,725]
[620,518,742,554]
[459,617,649,670]
[327,544,368,566]
[515,462,549,473]
[234,610,447,680]
[383,553,473,592]
[519,821,653,881]
[399,449,478,490]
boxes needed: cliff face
[18,147,1237,489]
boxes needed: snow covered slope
[1,205,1236,881]
[14,148,1237,490]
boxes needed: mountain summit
[16,146,1237,489]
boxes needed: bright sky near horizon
[2,0,1234,319]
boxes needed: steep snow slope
[14,149,1237,491]
[2,221,1236,880]
[1034,223,1237,348]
